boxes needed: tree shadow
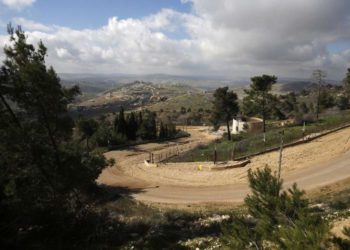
[95,184,146,204]
[90,183,227,249]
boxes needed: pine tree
[300,102,309,114]
[221,167,329,249]
[0,26,110,248]
[93,120,112,147]
[77,118,99,149]
[243,75,277,133]
[211,87,240,140]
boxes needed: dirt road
[97,126,350,204]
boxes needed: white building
[231,117,263,134]
[231,117,247,134]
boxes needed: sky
[0,0,350,80]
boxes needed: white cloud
[1,1,350,80]
[13,17,52,32]
[55,48,73,59]
[1,0,35,10]
[183,0,350,79]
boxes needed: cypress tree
[149,112,157,139]
[138,111,143,125]
[159,121,165,139]
[116,107,127,136]
[164,124,169,138]
[126,112,137,140]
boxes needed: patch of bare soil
[332,218,350,238]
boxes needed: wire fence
[148,142,198,163]
[167,115,350,163]
[168,130,303,163]
[233,129,303,159]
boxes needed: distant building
[231,116,263,134]
[232,116,246,134]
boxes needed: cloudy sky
[1,0,350,80]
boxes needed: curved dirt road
[131,150,350,203]
[97,126,350,204]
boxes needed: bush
[221,167,330,249]
[336,95,350,110]
[330,200,348,210]
[110,132,128,145]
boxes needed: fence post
[263,132,266,150]
[278,130,284,180]
[214,144,217,164]
[231,144,235,161]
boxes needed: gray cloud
[0,1,350,80]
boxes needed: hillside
[69,81,204,117]
[65,74,341,119]
[144,93,213,125]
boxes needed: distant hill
[59,73,243,91]
[60,73,340,92]
[273,81,315,94]
[273,78,340,94]
[69,81,205,118]
[61,73,341,115]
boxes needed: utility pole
[278,130,284,180]
[231,143,235,161]
[214,143,217,164]
[312,69,327,120]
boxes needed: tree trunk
[226,119,231,140]
[263,117,266,133]
[0,93,21,128]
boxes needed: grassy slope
[142,93,214,125]
[145,93,213,113]
[171,110,350,162]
